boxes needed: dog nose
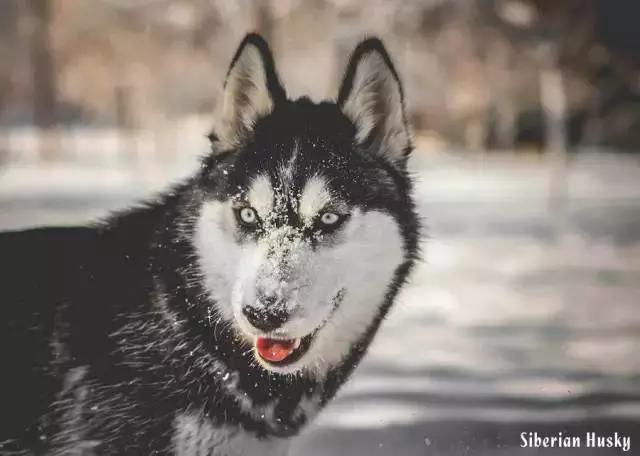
[242,302,289,332]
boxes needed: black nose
[242,302,289,332]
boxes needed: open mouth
[253,289,345,367]
[255,331,316,366]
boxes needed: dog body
[0,35,419,455]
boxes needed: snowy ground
[1,150,639,455]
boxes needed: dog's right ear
[211,33,286,151]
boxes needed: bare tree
[252,0,274,44]
[25,0,58,160]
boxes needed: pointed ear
[338,38,412,167]
[212,33,286,150]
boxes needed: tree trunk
[26,0,58,161]
[540,65,569,215]
[252,0,274,44]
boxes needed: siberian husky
[0,34,419,455]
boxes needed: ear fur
[338,38,412,166]
[212,33,286,150]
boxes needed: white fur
[340,52,410,163]
[296,209,403,371]
[194,200,241,323]
[194,175,404,376]
[173,413,289,456]
[298,175,333,225]
[247,174,274,220]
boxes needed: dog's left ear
[212,33,286,150]
[338,38,412,167]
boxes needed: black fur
[0,34,419,455]
[226,33,287,104]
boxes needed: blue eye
[319,212,340,226]
[237,207,258,226]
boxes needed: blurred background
[1,0,639,454]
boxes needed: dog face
[193,35,417,375]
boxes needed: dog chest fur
[172,414,289,456]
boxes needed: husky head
[192,34,418,375]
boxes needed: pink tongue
[256,337,296,362]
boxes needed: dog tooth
[293,339,301,349]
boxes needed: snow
[1,150,639,455]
